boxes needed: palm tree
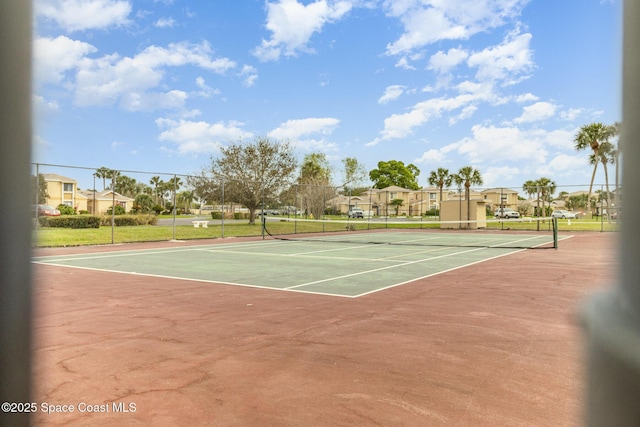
[611,121,621,206]
[537,177,556,217]
[428,168,452,211]
[94,166,111,190]
[178,190,194,213]
[150,176,162,205]
[453,166,483,226]
[588,147,614,213]
[166,176,182,212]
[522,179,540,216]
[389,198,404,215]
[574,122,616,209]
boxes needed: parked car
[495,208,520,219]
[37,204,61,216]
[551,210,578,219]
[348,208,364,218]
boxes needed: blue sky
[33,0,622,193]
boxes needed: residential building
[42,173,82,211]
[327,186,442,216]
[79,190,135,215]
[480,188,520,211]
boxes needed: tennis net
[262,216,559,249]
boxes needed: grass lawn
[34,217,618,247]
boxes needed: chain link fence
[31,163,620,246]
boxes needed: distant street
[155,217,247,226]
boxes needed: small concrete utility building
[440,199,487,229]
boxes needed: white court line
[197,248,403,263]
[32,239,293,264]
[354,248,529,298]
[286,246,492,290]
[31,262,357,298]
[33,234,572,298]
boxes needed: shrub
[424,209,439,217]
[57,204,76,215]
[211,212,222,219]
[39,215,100,228]
[132,194,155,214]
[106,205,126,215]
[100,214,158,226]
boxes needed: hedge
[39,215,101,229]
[99,214,158,226]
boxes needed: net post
[552,217,558,249]
[261,211,266,240]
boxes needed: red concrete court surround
[31,232,616,426]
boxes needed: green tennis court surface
[33,231,563,297]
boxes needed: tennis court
[33,226,562,298]
[31,230,614,426]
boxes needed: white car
[551,210,578,219]
[348,208,364,218]
[495,208,520,219]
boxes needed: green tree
[522,179,541,217]
[191,137,297,224]
[341,157,367,195]
[300,153,332,183]
[166,176,183,213]
[369,160,420,190]
[177,190,194,213]
[298,153,335,219]
[574,122,616,208]
[94,166,112,191]
[32,173,49,204]
[389,198,404,215]
[150,176,163,204]
[428,168,452,208]
[113,174,138,198]
[537,177,556,217]
[133,194,155,213]
[452,166,483,223]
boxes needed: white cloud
[467,30,534,84]
[560,108,583,122]
[33,95,60,123]
[33,36,97,85]
[253,0,352,61]
[120,90,188,112]
[238,65,259,87]
[428,47,469,74]
[513,101,557,123]
[384,0,529,55]
[514,93,539,103]
[155,17,177,28]
[482,166,523,188]
[36,0,132,32]
[268,117,340,139]
[536,153,588,178]
[194,77,220,98]
[289,138,339,153]
[73,42,236,110]
[267,117,340,153]
[414,148,445,164]
[370,91,493,144]
[395,57,416,70]
[156,118,253,154]
[378,85,406,104]
[455,124,548,164]
[530,128,576,150]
